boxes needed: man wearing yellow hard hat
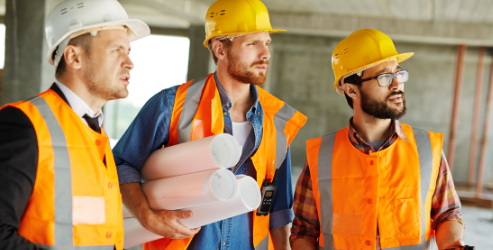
[113,0,306,249]
[290,29,470,250]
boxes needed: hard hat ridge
[45,0,151,67]
[332,29,414,95]
[203,0,285,47]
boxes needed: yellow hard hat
[203,0,285,47]
[332,29,414,95]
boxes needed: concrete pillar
[186,24,210,81]
[1,0,59,105]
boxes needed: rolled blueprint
[178,175,261,229]
[123,204,133,219]
[141,133,241,181]
[143,168,238,210]
[123,217,163,248]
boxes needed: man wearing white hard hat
[0,0,149,249]
[113,0,306,249]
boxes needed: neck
[216,66,254,122]
[352,107,392,143]
[56,76,106,115]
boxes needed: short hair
[208,38,232,65]
[343,72,364,109]
[55,33,93,78]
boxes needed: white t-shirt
[232,121,253,151]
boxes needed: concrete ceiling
[119,0,493,46]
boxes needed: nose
[389,76,402,91]
[260,44,270,61]
[124,54,134,70]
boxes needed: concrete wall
[268,33,493,186]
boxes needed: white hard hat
[45,0,150,66]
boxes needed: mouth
[388,94,402,103]
[254,65,268,71]
[121,75,130,84]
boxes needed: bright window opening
[103,34,190,144]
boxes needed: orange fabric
[168,80,194,146]
[144,74,306,250]
[5,90,124,249]
[306,124,442,249]
[304,137,323,246]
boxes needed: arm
[0,107,43,250]
[432,152,465,250]
[290,161,319,250]
[269,148,294,250]
[113,88,199,238]
[120,183,200,239]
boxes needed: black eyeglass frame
[353,69,409,87]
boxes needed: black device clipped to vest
[256,170,279,216]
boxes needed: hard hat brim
[334,52,414,95]
[203,29,286,47]
[47,19,151,65]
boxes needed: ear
[63,45,83,70]
[344,83,360,100]
[213,40,227,62]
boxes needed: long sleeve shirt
[290,119,463,249]
[113,73,295,250]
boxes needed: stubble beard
[360,89,407,120]
[227,51,268,86]
[84,56,129,101]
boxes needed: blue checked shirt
[113,73,295,250]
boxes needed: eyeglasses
[355,70,409,87]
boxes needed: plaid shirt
[290,119,463,248]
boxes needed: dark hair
[55,33,93,78]
[208,38,232,65]
[343,73,363,109]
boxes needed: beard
[83,55,129,100]
[360,89,407,120]
[227,51,269,86]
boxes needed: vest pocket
[392,198,420,238]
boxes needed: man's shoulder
[307,127,348,145]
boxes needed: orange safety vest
[306,124,442,250]
[2,89,124,249]
[144,73,307,250]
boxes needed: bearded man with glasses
[290,29,471,250]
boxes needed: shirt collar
[54,81,104,127]
[348,117,408,146]
[213,72,261,114]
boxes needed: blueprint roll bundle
[123,134,261,249]
[141,133,241,180]
[143,168,238,210]
[123,175,261,248]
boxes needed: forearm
[291,238,316,250]
[120,182,153,226]
[271,224,291,250]
[435,220,465,250]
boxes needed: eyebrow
[374,64,402,75]
[248,39,271,44]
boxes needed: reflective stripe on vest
[4,91,121,250]
[309,125,442,250]
[29,96,115,250]
[144,73,307,250]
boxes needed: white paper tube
[141,133,241,181]
[123,204,133,219]
[178,175,261,229]
[123,218,163,249]
[143,168,238,210]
